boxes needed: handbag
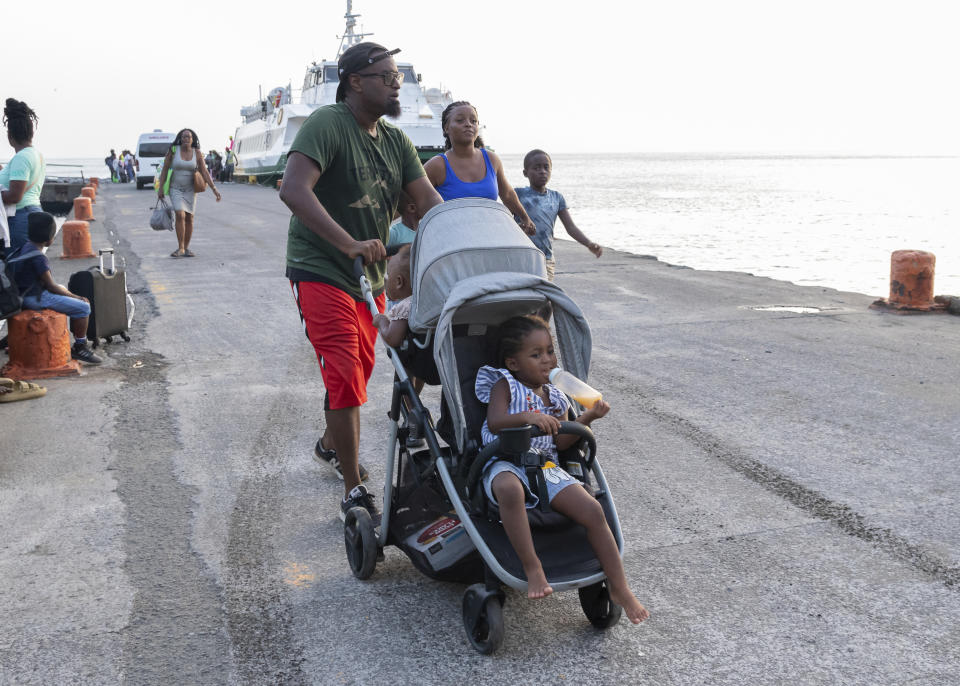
[193,154,207,193]
[150,198,175,231]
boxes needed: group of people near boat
[1,47,648,621]
[104,149,138,184]
[279,42,647,624]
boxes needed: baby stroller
[344,198,627,654]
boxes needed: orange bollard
[60,220,96,259]
[81,186,96,203]
[871,249,946,313]
[890,250,936,308]
[90,177,99,187]
[1,309,81,380]
[73,196,94,221]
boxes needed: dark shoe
[405,419,426,449]
[72,343,103,365]
[339,484,380,523]
[314,438,369,481]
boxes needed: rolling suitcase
[68,249,133,348]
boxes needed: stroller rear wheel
[344,507,378,580]
[462,583,505,654]
[578,580,623,628]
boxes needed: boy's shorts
[291,280,385,410]
[22,291,91,319]
[483,458,577,509]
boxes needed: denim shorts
[22,291,91,318]
[482,458,577,509]
[7,205,43,252]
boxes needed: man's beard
[384,99,402,119]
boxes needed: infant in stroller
[478,314,649,623]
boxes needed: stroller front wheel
[578,580,623,628]
[462,583,505,654]
[344,507,378,580]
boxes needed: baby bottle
[548,368,602,406]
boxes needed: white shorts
[482,459,577,509]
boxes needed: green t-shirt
[0,146,45,209]
[285,103,425,299]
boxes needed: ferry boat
[233,1,454,185]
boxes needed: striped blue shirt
[475,366,569,460]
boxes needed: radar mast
[337,1,373,58]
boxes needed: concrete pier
[1,184,958,684]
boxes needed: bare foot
[611,587,650,624]
[524,566,553,599]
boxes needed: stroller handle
[352,245,404,316]
[351,244,404,280]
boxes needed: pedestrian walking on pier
[223,148,236,182]
[104,149,117,182]
[156,128,221,258]
[279,41,442,519]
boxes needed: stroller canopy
[409,198,547,332]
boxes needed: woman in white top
[157,128,221,258]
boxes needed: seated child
[387,190,419,250]
[9,212,103,364]
[372,244,430,447]
[515,149,602,282]
[372,244,415,350]
[476,314,648,623]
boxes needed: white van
[135,130,176,190]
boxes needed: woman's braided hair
[3,99,38,145]
[496,315,550,367]
[441,101,485,150]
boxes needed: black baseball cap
[336,42,401,102]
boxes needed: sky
[5,0,959,159]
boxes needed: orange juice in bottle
[548,368,602,406]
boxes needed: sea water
[502,153,959,298]
[36,154,960,298]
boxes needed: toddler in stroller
[478,314,649,622]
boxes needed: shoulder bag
[193,153,207,193]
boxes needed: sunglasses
[354,70,404,86]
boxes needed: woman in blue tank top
[424,101,535,234]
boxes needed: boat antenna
[337,0,373,58]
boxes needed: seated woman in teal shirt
[0,98,45,253]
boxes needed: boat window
[324,65,339,83]
[399,66,416,84]
[138,143,172,157]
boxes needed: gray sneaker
[72,343,103,365]
[314,439,369,481]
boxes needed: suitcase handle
[99,248,115,275]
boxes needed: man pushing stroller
[280,41,442,519]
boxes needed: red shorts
[291,281,385,410]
